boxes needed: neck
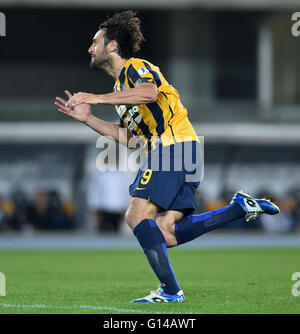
[103,55,128,80]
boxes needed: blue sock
[175,203,246,245]
[133,219,181,295]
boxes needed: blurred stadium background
[0,0,300,248]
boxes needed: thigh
[125,196,159,230]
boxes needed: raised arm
[55,90,136,148]
[65,83,158,108]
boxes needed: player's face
[88,29,110,69]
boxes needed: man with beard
[55,11,279,303]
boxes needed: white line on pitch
[0,303,174,314]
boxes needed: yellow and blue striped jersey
[114,57,198,150]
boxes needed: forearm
[94,83,158,106]
[66,83,158,108]
[84,115,135,147]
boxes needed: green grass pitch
[0,248,299,314]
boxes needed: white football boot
[130,284,185,303]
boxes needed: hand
[55,90,92,123]
[65,92,99,108]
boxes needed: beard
[90,57,102,70]
[90,52,110,70]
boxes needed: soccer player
[54,11,280,303]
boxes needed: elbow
[140,84,158,103]
[148,85,158,103]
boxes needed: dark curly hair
[99,11,145,59]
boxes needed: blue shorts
[129,141,202,214]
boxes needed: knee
[125,200,157,230]
[125,208,136,228]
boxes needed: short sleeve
[126,59,160,88]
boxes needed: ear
[108,40,118,53]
